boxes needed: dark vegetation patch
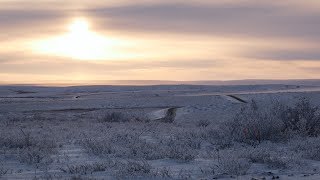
[11,89,36,94]
[226,98,320,144]
[227,95,248,103]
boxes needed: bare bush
[241,145,300,169]
[164,138,197,161]
[0,130,57,165]
[117,161,152,177]
[196,119,211,127]
[60,163,108,175]
[173,130,202,150]
[0,166,8,178]
[80,133,165,160]
[204,126,233,149]
[80,138,115,156]
[227,98,320,144]
[109,133,166,160]
[18,146,54,165]
[0,131,33,149]
[289,137,320,161]
[279,98,320,136]
[31,113,49,121]
[216,154,251,176]
[99,112,129,123]
[122,140,167,160]
[80,130,198,161]
[178,169,193,179]
[153,167,172,178]
[227,100,285,144]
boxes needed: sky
[1,0,320,84]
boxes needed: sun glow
[68,19,89,34]
[31,18,119,60]
[29,17,236,62]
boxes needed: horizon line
[1,79,320,87]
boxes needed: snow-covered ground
[1,84,320,179]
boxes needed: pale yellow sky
[0,0,320,84]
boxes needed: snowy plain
[1,83,320,179]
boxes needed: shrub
[113,131,198,161]
[123,140,167,160]
[178,169,193,179]
[241,145,299,169]
[227,100,285,144]
[153,167,172,178]
[196,119,211,127]
[60,163,108,175]
[0,166,8,178]
[216,154,251,176]
[80,138,115,156]
[117,161,152,177]
[31,113,48,121]
[0,131,57,165]
[164,138,197,161]
[173,131,202,150]
[204,126,233,149]
[80,133,166,160]
[110,133,139,146]
[99,112,129,123]
[18,146,54,165]
[0,130,33,149]
[116,134,197,161]
[227,98,320,144]
[279,98,320,136]
[289,137,320,161]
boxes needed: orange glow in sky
[1,0,320,84]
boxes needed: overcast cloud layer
[1,0,319,83]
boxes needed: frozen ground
[1,84,320,179]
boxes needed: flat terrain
[1,84,320,179]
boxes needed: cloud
[0,52,219,75]
[302,67,320,73]
[1,52,320,81]
[243,49,320,61]
[0,9,67,41]
[1,0,320,81]
[87,2,320,40]
[1,1,320,41]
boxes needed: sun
[68,19,89,34]
[31,18,113,60]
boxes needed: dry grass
[1,98,320,178]
[0,166,8,178]
[60,163,108,175]
[0,129,57,166]
[116,160,152,177]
